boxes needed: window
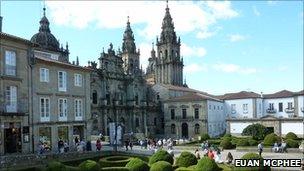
[5,50,16,76]
[171,124,176,134]
[243,104,248,113]
[259,103,262,113]
[135,95,139,105]
[154,117,157,126]
[214,105,216,110]
[194,108,199,119]
[135,118,139,127]
[5,86,17,112]
[182,108,187,119]
[170,109,175,120]
[231,104,236,113]
[58,71,67,91]
[74,74,82,87]
[217,106,219,110]
[40,68,49,82]
[195,124,200,134]
[221,106,223,110]
[209,105,211,110]
[287,102,293,109]
[106,93,110,105]
[92,90,98,104]
[40,97,50,122]
[278,103,283,112]
[75,99,83,120]
[269,103,274,110]
[58,98,67,121]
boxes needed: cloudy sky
[1,1,303,95]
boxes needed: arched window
[171,124,176,134]
[170,109,175,120]
[92,90,97,104]
[195,124,200,134]
[135,118,140,127]
[135,95,139,105]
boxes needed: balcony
[0,103,27,116]
[266,108,276,113]
[285,108,294,113]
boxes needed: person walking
[258,142,264,156]
[195,149,201,159]
[226,152,233,164]
[96,139,102,151]
[129,140,133,150]
[125,139,129,151]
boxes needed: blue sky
[1,1,303,95]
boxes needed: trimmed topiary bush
[100,167,130,171]
[99,156,132,168]
[175,167,193,171]
[150,161,173,171]
[195,157,220,171]
[46,161,66,171]
[220,138,233,149]
[285,139,299,148]
[149,150,174,165]
[264,133,280,146]
[125,158,149,171]
[248,139,258,146]
[175,151,198,168]
[234,153,271,171]
[79,160,100,171]
[237,139,249,146]
[65,166,80,171]
[200,133,210,141]
[285,132,298,140]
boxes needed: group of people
[124,139,133,151]
[272,141,287,153]
[197,141,233,164]
[57,139,69,153]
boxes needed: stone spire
[151,42,156,58]
[122,16,136,53]
[160,0,177,44]
[39,7,51,33]
[76,56,79,65]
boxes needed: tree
[241,123,271,140]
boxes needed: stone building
[28,8,92,152]
[0,32,33,155]
[89,18,160,140]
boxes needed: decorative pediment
[180,105,189,108]
[192,104,201,108]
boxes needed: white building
[225,90,304,137]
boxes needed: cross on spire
[43,0,46,16]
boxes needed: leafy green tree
[241,123,271,140]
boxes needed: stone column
[51,126,58,153]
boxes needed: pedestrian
[58,138,64,153]
[75,136,79,145]
[86,140,92,151]
[64,141,69,152]
[226,152,233,164]
[258,142,263,156]
[140,139,144,149]
[129,140,133,150]
[96,139,102,151]
[208,149,214,159]
[125,139,129,151]
[195,149,201,159]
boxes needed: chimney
[0,16,3,32]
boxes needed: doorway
[4,126,21,154]
[181,123,188,138]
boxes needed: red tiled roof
[263,90,295,99]
[159,84,217,97]
[218,91,261,100]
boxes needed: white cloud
[213,63,257,74]
[46,1,238,40]
[228,34,246,42]
[181,43,207,58]
[184,63,207,74]
[253,6,261,16]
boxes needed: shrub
[264,133,280,146]
[220,138,233,149]
[242,123,271,140]
[175,167,193,171]
[223,133,232,138]
[234,153,271,171]
[195,157,220,171]
[79,160,100,171]
[99,156,132,168]
[237,139,249,146]
[100,167,130,171]
[149,150,174,165]
[248,139,258,146]
[150,161,173,171]
[175,151,198,168]
[46,161,66,171]
[200,133,210,141]
[65,166,80,171]
[285,139,299,148]
[285,132,298,140]
[125,158,149,171]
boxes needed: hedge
[285,132,298,140]
[237,139,249,146]
[175,167,194,171]
[150,161,173,171]
[100,167,130,171]
[149,150,174,165]
[220,138,234,149]
[175,151,198,168]
[78,160,100,171]
[248,139,258,146]
[99,156,132,168]
[234,153,271,171]
[46,161,66,171]
[264,133,280,146]
[200,133,210,141]
[125,158,149,171]
[195,157,220,171]
[285,139,299,148]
